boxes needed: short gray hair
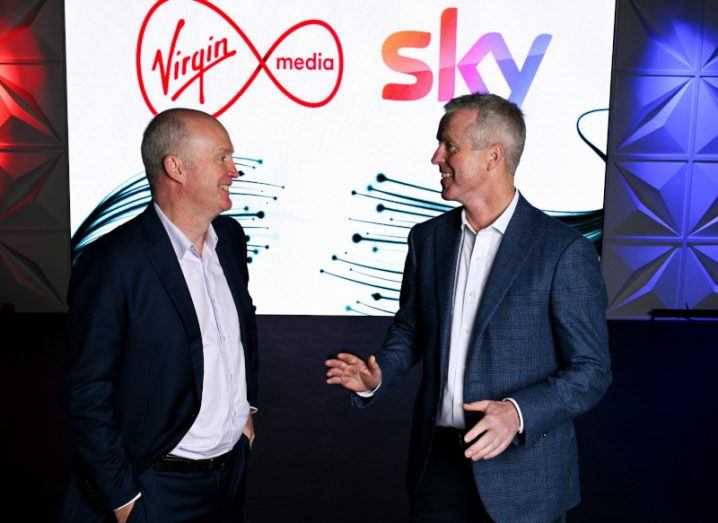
[444,93,526,175]
[141,108,210,189]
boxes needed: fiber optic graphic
[322,108,608,315]
[71,155,283,265]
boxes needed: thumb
[368,355,381,374]
[463,400,490,412]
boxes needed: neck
[463,183,516,232]
[154,196,212,256]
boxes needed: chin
[220,197,232,212]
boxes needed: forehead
[185,115,233,150]
[437,108,479,139]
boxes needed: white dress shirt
[360,191,524,433]
[155,203,250,459]
[116,205,252,511]
[435,190,523,431]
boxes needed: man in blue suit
[60,109,258,523]
[326,93,611,523]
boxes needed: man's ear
[162,154,184,184]
[486,143,505,171]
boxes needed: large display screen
[66,0,615,314]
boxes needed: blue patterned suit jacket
[357,194,611,523]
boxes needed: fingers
[465,429,513,461]
[325,362,364,388]
[326,373,368,392]
[462,401,490,442]
[325,353,366,369]
[326,368,353,382]
[325,368,346,378]
[465,432,494,460]
[325,359,341,368]
[482,440,511,459]
[463,418,488,444]
[463,400,490,412]
[325,358,348,369]
[325,362,366,378]
[242,425,255,449]
[462,400,520,461]
[324,353,380,392]
[465,432,511,461]
[336,353,360,365]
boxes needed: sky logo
[382,7,551,105]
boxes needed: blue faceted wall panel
[602,0,718,318]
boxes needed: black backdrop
[2,315,715,522]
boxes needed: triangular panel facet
[689,162,718,238]
[613,75,694,155]
[695,78,718,155]
[604,161,686,237]
[604,242,681,316]
[683,246,718,309]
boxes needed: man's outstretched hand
[325,353,382,393]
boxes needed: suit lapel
[141,206,204,399]
[469,196,541,349]
[434,208,463,381]
[214,223,250,337]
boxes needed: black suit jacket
[60,205,258,514]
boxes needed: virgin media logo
[136,0,343,116]
[382,7,551,105]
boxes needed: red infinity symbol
[136,0,344,116]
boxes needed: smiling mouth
[219,184,231,192]
[441,173,454,179]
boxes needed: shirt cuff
[503,398,524,434]
[355,381,382,398]
[114,492,141,511]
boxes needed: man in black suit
[326,93,611,522]
[60,108,258,522]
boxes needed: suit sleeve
[508,236,612,448]
[353,227,422,406]
[61,244,140,510]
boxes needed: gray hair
[141,108,210,189]
[444,93,526,175]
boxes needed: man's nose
[431,146,443,166]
